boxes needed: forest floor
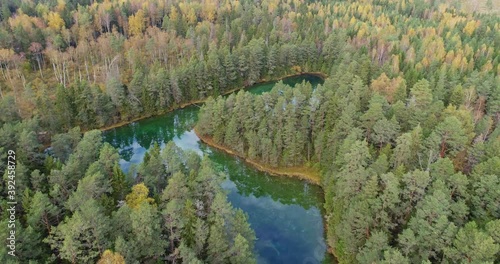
[194,128,322,185]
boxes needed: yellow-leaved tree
[128,9,146,36]
[125,183,155,209]
[97,250,125,264]
[47,11,65,31]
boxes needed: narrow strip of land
[194,128,322,185]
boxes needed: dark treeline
[1,127,256,263]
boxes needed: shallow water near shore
[103,74,335,263]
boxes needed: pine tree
[408,79,433,127]
[179,242,203,264]
[207,217,230,263]
[161,141,186,176]
[27,191,59,233]
[55,85,75,130]
[128,202,167,261]
[444,221,499,263]
[425,116,468,159]
[229,234,256,264]
[402,189,456,262]
[380,248,410,264]
[356,231,390,263]
[361,100,385,140]
[51,127,81,163]
[162,199,186,254]
[139,142,167,194]
[372,117,400,148]
[45,199,111,264]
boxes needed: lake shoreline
[98,71,327,132]
[101,72,337,262]
[195,128,339,261]
[194,128,322,185]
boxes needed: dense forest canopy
[196,75,500,262]
[0,0,499,133]
[0,0,499,263]
[191,0,500,263]
[1,128,257,263]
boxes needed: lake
[103,74,334,264]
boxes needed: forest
[4,128,257,263]
[0,0,499,263]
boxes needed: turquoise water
[103,74,334,263]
